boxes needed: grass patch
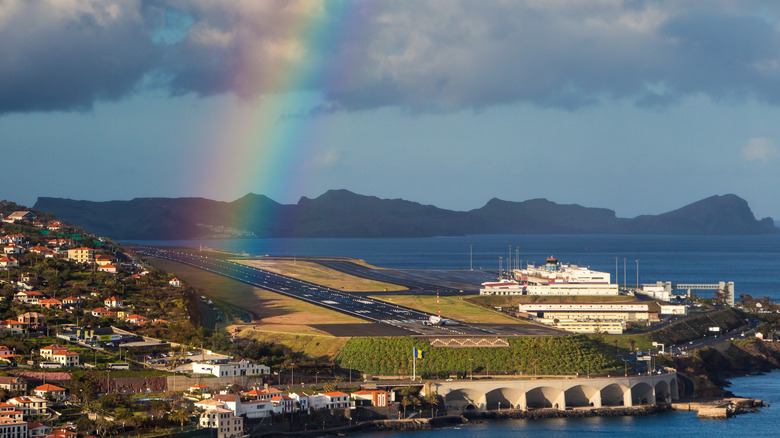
[368,295,525,324]
[338,335,622,376]
[238,328,348,362]
[235,259,406,292]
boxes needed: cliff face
[33,191,778,240]
[662,339,780,398]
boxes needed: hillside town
[0,205,409,438]
[1,201,779,437]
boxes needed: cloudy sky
[3,0,780,220]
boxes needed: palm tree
[170,409,188,428]
[425,393,439,418]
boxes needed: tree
[169,409,189,428]
[425,393,439,418]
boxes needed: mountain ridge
[33,191,778,239]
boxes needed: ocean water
[348,370,780,438]
[132,234,780,301]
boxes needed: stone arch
[631,382,654,406]
[444,388,485,410]
[655,380,671,403]
[669,377,680,400]
[600,383,628,406]
[564,384,600,408]
[525,386,565,409]
[484,387,524,410]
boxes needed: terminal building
[518,302,658,334]
[480,257,619,296]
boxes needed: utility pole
[615,257,618,287]
[623,258,626,289]
[636,259,640,289]
[470,245,473,271]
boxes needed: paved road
[129,246,504,336]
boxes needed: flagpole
[412,347,416,381]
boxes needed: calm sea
[347,372,780,438]
[133,234,780,300]
[135,234,780,435]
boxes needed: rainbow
[200,1,379,231]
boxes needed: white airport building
[480,257,618,296]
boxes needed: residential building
[351,390,389,407]
[288,393,310,412]
[40,345,68,361]
[6,211,36,223]
[0,320,27,335]
[243,387,281,401]
[94,255,116,266]
[189,384,211,394]
[2,245,23,255]
[0,235,24,245]
[270,395,296,414]
[238,400,274,419]
[27,422,53,437]
[51,350,79,367]
[0,257,19,269]
[192,360,270,377]
[0,377,26,392]
[0,416,27,438]
[61,297,82,307]
[8,395,48,416]
[103,297,123,308]
[66,248,94,264]
[125,314,147,325]
[14,291,43,305]
[168,278,182,287]
[18,312,45,329]
[97,264,118,274]
[199,407,244,438]
[321,392,351,409]
[38,299,63,310]
[32,384,67,401]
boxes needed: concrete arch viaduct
[430,370,678,411]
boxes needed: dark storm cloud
[3,1,780,114]
[0,0,162,113]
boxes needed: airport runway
[129,246,515,336]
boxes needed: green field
[337,335,622,376]
[369,294,526,324]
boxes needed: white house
[320,392,351,409]
[192,360,270,377]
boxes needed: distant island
[34,191,778,240]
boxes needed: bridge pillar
[623,388,632,407]
[553,392,565,410]
[518,392,527,410]
[592,393,602,408]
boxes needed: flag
[414,348,424,359]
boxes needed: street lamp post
[636,259,640,288]
[623,258,626,289]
